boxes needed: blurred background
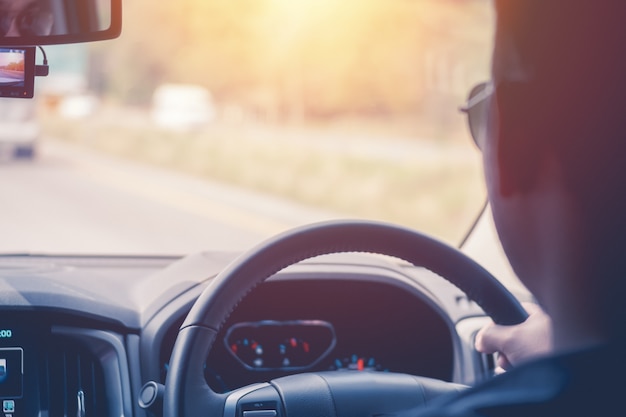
[7,0,494,252]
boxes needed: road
[0,137,530,295]
[0,139,339,255]
[0,69,23,84]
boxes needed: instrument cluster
[161,278,455,393]
[225,320,336,371]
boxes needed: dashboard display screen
[0,325,27,417]
[0,348,23,398]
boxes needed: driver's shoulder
[416,345,625,417]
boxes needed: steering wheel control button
[237,390,282,417]
[243,410,277,417]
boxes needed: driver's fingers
[475,323,513,373]
[474,320,505,354]
[474,302,543,354]
[495,352,512,371]
[520,301,542,314]
[475,302,551,371]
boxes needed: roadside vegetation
[42,113,484,245]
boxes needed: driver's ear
[494,82,544,197]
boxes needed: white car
[151,83,216,131]
[0,97,39,159]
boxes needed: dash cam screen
[0,49,26,87]
[0,47,35,98]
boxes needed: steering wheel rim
[164,220,528,417]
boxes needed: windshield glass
[1,0,493,255]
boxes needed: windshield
[0,0,493,255]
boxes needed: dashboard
[159,279,455,393]
[0,251,496,417]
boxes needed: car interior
[0,1,534,417]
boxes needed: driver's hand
[474,302,552,372]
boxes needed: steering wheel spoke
[222,372,466,417]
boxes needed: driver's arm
[474,302,552,371]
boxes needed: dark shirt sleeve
[414,345,625,417]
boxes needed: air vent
[43,326,132,417]
[40,337,109,417]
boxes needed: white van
[151,83,216,131]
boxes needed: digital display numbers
[0,330,12,339]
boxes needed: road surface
[0,139,339,255]
[0,69,23,85]
[0,137,529,296]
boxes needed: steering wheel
[164,220,528,417]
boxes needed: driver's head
[0,0,53,37]
[486,1,626,342]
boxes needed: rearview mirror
[0,0,121,46]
